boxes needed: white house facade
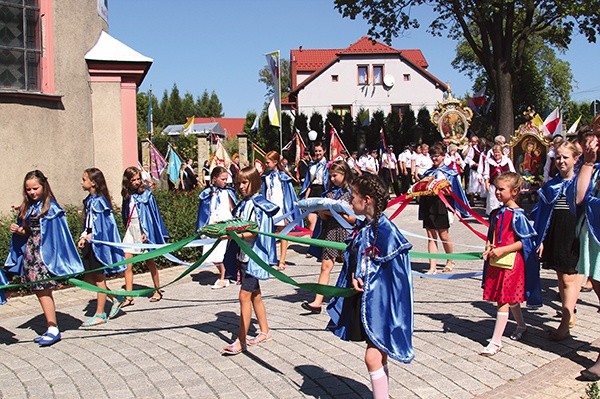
[285,37,448,119]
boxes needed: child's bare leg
[308,258,334,307]
[365,343,389,399]
[426,229,438,273]
[124,253,134,292]
[92,272,109,315]
[237,289,253,348]
[36,289,57,328]
[438,228,454,270]
[216,262,225,281]
[251,289,269,334]
[556,272,580,334]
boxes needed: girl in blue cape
[299,143,329,234]
[480,172,541,357]
[6,170,84,346]
[118,166,169,308]
[419,144,469,274]
[196,166,237,289]
[262,150,302,270]
[573,124,600,381]
[302,160,356,314]
[531,141,580,341]
[222,166,279,355]
[327,174,414,399]
[77,168,126,326]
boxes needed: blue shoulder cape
[531,176,575,245]
[261,170,302,224]
[421,165,469,217]
[4,215,26,275]
[0,268,8,304]
[10,200,84,277]
[571,163,600,245]
[223,194,279,280]
[86,195,126,274]
[122,190,169,245]
[299,158,330,198]
[483,207,542,308]
[196,186,237,230]
[327,215,415,363]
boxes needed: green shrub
[0,189,205,296]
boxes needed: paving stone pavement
[1,202,599,398]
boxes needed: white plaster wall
[297,54,444,117]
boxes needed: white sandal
[479,342,502,356]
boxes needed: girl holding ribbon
[78,168,126,325]
[116,166,169,310]
[197,166,237,289]
[301,160,356,314]
[262,151,301,270]
[326,173,413,399]
[6,170,83,346]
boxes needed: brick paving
[0,202,599,398]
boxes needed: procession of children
[2,118,600,397]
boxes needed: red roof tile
[193,117,246,140]
[289,36,437,92]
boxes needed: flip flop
[149,291,163,303]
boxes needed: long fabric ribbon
[0,234,199,290]
[227,231,356,297]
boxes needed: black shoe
[580,369,600,382]
[301,301,322,314]
[581,286,593,293]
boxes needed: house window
[403,74,411,81]
[332,105,351,117]
[0,0,42,91]
[392,104,411,118]
[331,75,338,82]
[357,65,368,85]
[373,65,384,85]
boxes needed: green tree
[258,58,291,100]
[334,0,600,138]
[417,107,437,145]
[167,83,184,124]
[309,112,325,143]
[181,92,196,119]
[453,36,573,120]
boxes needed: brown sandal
[121,297,135,307]
[149,291,163,302]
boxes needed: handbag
[489,251,516,269]
[489,228,516,269]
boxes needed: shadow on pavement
[293,364,371,398]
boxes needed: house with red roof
[163,117,246,140]
[284,37,448,119]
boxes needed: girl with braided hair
[327,174,414,398]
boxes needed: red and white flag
[467,87,486,110]
[543,108,562,137]
[329,125,348,161]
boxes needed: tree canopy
[334,0,600,137]
[258,58,291,100]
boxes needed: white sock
[369,367,389,399]
[47,326,59,336]
[491,311,509,345]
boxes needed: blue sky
[108,1,600,118]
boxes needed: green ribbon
[0,234,199,291]
[250,229,483,260]
[66,240,219,297]
[228,231,356,298]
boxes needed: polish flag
[543,108,562,137]
[470,87,486,108]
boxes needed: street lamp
[307,130,318,154]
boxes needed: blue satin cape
[223,194,279,280]
[420,165,470,218]
[531,175,575,245]
[482,206,542,307]
[261,169,302,224]
[299,158,330,198]
[121,190,169,244]
[307,186,351,259]
[85,195,126,274]
[570,163,600,245]
[7,200,84,278]
[327,215,415,363]
[196,186,238,230]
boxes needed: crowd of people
[2,118,600,397]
